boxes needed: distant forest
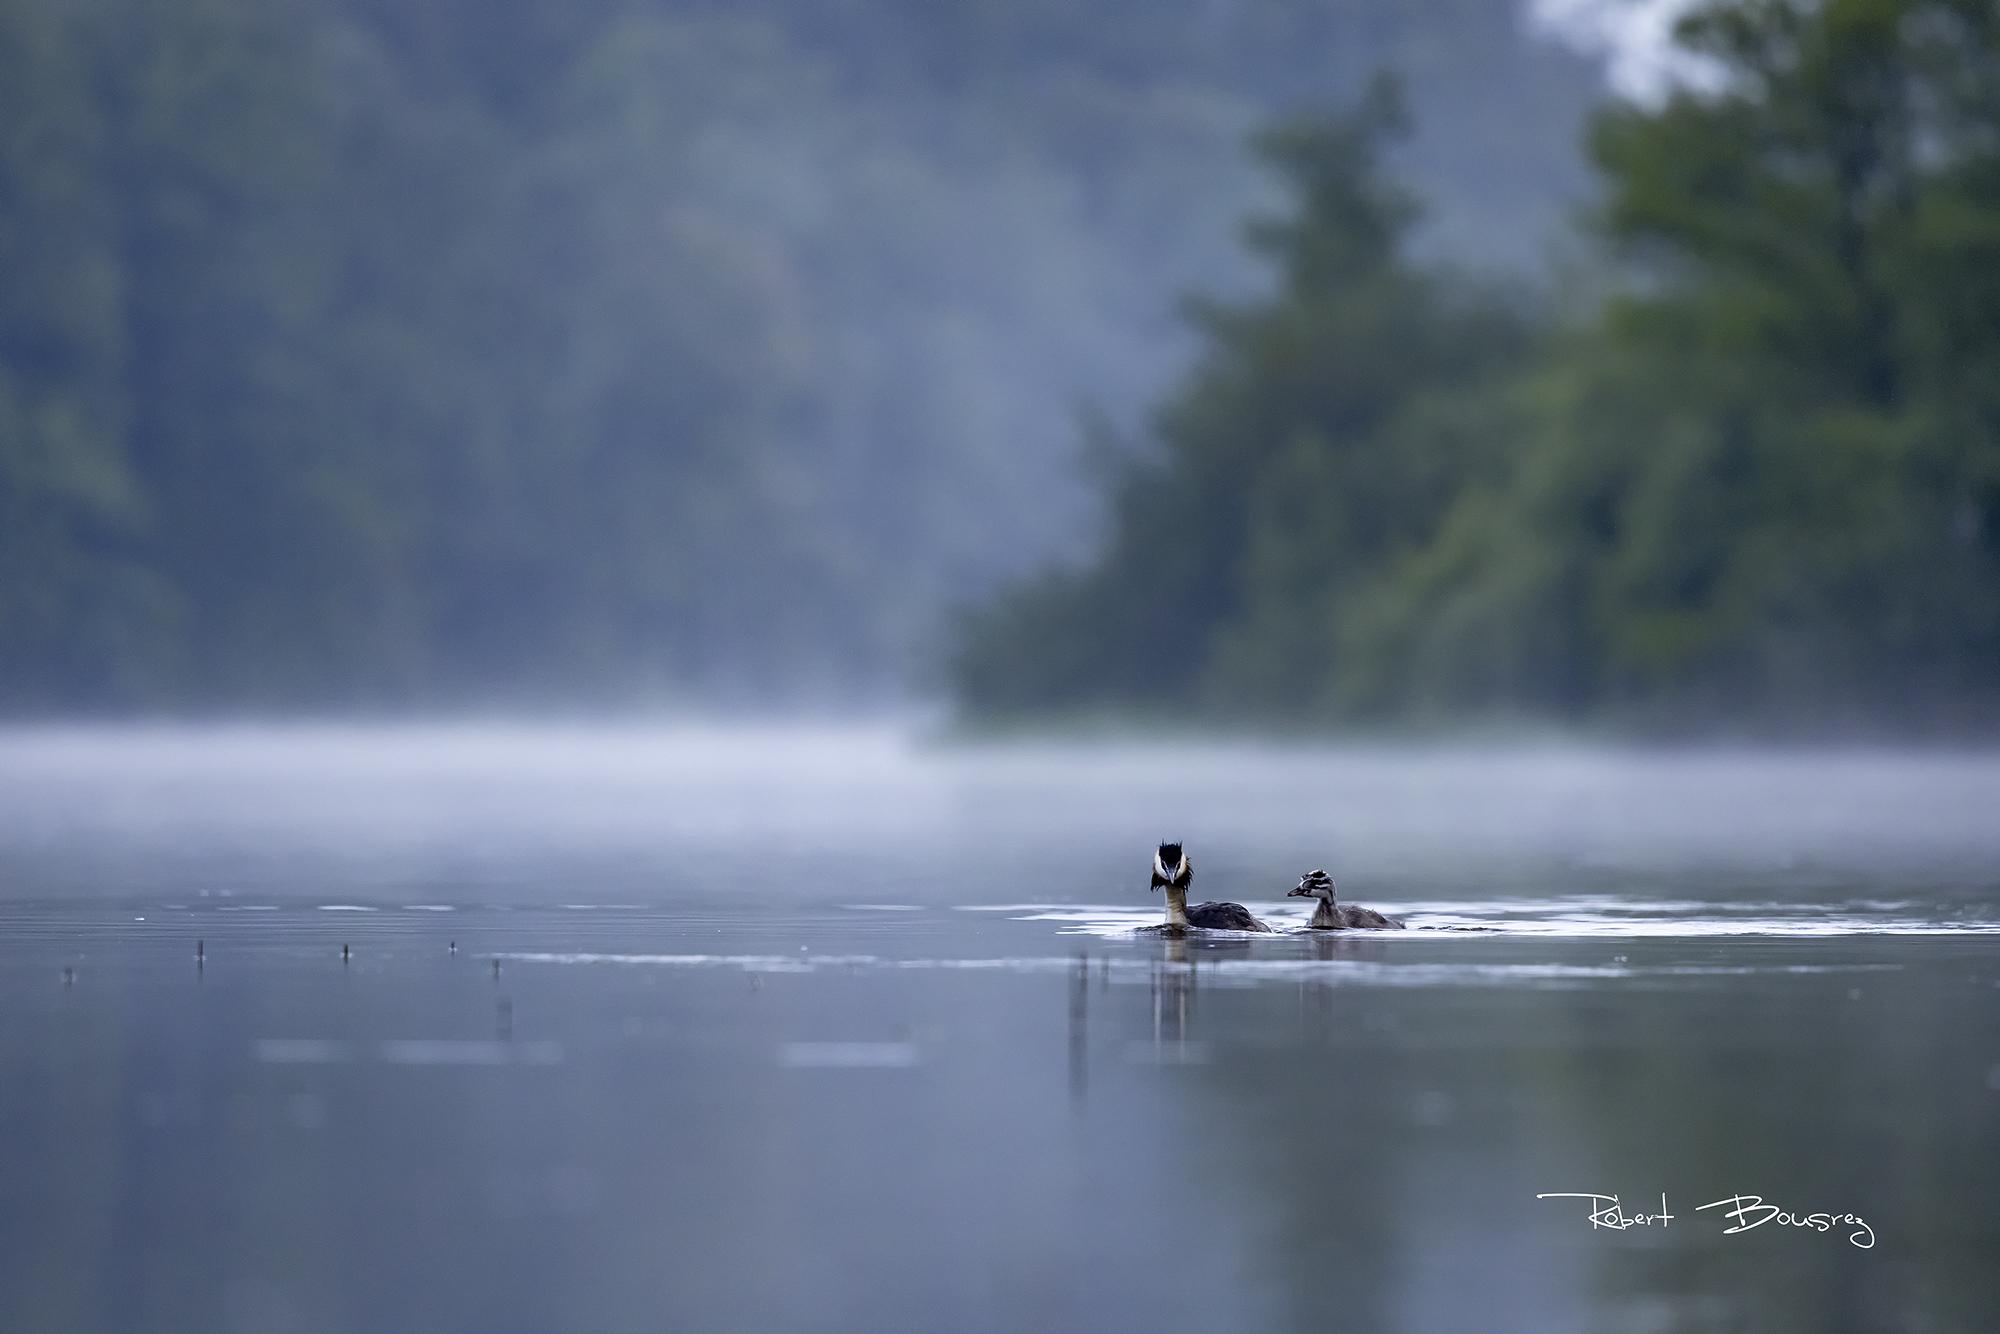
[0,0,1599,711]
[954,0,2000,737]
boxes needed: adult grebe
[1288,869,1404,929]
[1149,842,1272,932]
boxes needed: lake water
[2,727,1997,1333]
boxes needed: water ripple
[491,950,1908,989]
[997,899,2000,939]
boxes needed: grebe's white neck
[1163,884,1191,928]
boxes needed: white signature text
[1536,1192,1875,1249]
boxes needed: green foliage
[952,79,1540,724]
[0,0,1598,711]
[954,0,2000,735]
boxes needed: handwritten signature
[1536,1192,1875,1249]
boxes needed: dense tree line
[952,0,2000,736]
[0,0,1596,711]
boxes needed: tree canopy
[0,0,1597,713]
[951,0,2000,736]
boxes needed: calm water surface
[2,728,1997,1333]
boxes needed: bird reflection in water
[1068,938,1266,1102]
[1068,950,1126,1104]
[1146,936,1254,1063]
[1297,931,1395,1026]
[1069,951,1089,1103]
[1152,935,1192,1051]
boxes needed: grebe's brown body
[1149,842,1272,932]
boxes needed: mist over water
[6,724,1999,903]
[2,728,1997,1332]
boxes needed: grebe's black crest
[1152,841,1190,890]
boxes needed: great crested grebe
[1149,842,1272,932]
[1288,869,1405,929]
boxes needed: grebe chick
[1149,842,1272,932]
[1288,870,1404,930]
